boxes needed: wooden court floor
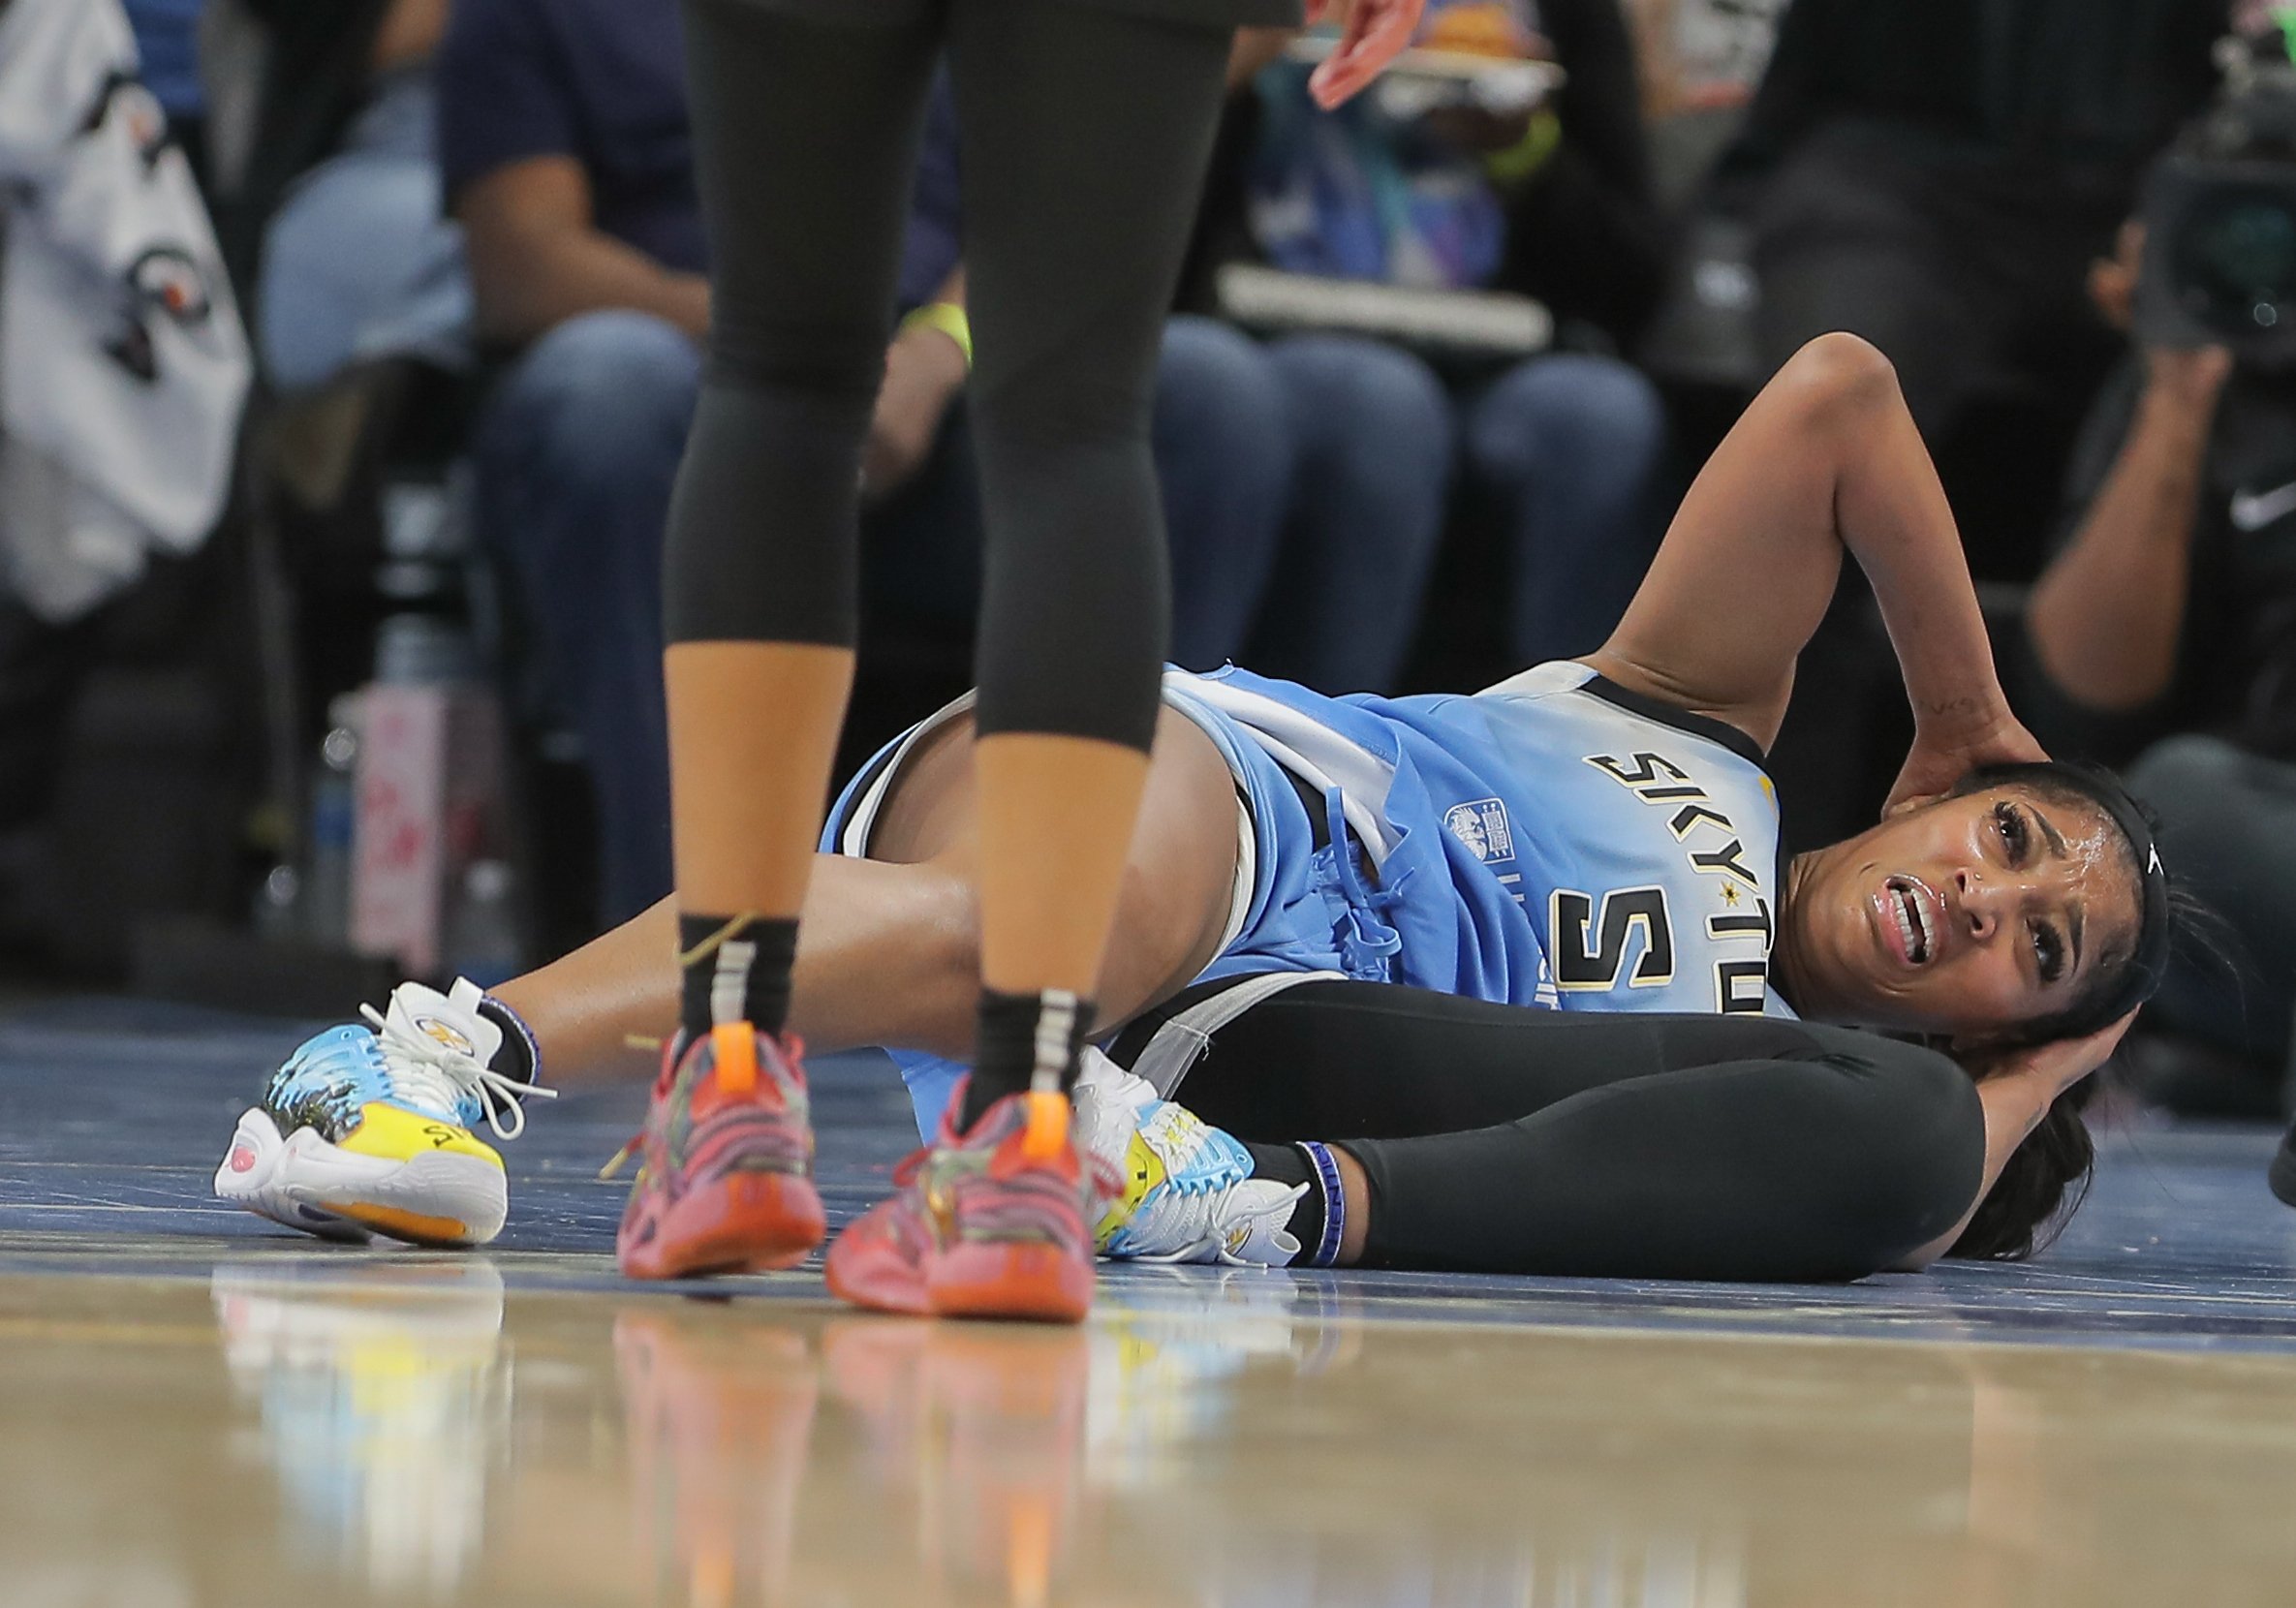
[3,997,2294,1606]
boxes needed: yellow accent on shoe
[339,1103,505,1170]
[323,1201,476,1247]
[711,1021,758,1097]
[1021,1089,1070,1162]
[1094,1129,1166,1248]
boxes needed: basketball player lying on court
[218,333,2186,1283]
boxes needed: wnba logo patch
[414,1015,474,1057]
[1444,798,1515,863]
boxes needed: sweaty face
[1785,788,2141,1040]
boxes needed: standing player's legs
[949,0,1233,1121]
[628,0,943,1278]
[824,0,1235,1317]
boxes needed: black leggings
[1152,982,1988,1283]
[666,0,1233,753]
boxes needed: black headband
[2084,779,2172,1023]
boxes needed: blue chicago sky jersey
[1175,661,1793,1019]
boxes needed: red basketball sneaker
[824,1082,1112,1323]
[614,1022,827,1280]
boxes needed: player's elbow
[1776,332,1902,431]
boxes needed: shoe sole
[618,1171,827,1280]
[2272,1131,2296,1207]
[214,1108,506,1248]
[926,1240,1095,1324]
[822,1228,932,1315]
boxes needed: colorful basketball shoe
[214,979,549,1247]
[823,1081,1116,1322]
[613,1022,827,1280]
[1071,1051,1304,1267]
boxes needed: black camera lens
[2172,184,2296,336]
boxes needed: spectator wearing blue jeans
[441,0,1443,926]
[256,68,472,393]
[1224,0,1674,666]
[875,322,1458,696]
[1247,334,1452,692]
[226,0,473,393]
[1464,351,1668,665]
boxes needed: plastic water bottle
[373,612,478,686]
[304,695,361,949]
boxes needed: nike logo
[2230,480,2296,532]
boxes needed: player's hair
[1949,1079,2098,1261]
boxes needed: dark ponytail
[1946,1076,2098,1260]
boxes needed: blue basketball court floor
[4,995,2295,1605]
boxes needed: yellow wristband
[1485,108,1563,188]
[900,300,972,369]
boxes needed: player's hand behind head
[1882,708,2047,819]
[1957,1009,2138,1100]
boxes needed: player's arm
[1583,333,2020,765]
[1892,1010,2134,1270]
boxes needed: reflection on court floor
[7,1261,2296,1606]
[2,1000,2295,1604]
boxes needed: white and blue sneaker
[213,979,550,1248]
[1072,1050,1303,1267]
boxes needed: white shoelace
[359,1004,557,1141]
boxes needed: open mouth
[1882,876,1939,966]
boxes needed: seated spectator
[250,0,471,393]
[2018,94,2296,1098]
[436,0,1307,929]
[1225,0,1673,672]
[1727,0,2220,554]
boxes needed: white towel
[0,0,250,621]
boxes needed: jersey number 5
[1550,886,1674,990]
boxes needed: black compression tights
[666,0,1232,752]
[1167,983,1989,1283]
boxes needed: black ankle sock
[1245,1141,1325,1256]
[474,995,539,1085]
[677,913,799,1042]
[964,987,1091,1129]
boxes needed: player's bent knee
[1780,331,1901,424]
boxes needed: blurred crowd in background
[5,0,2296,1116]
